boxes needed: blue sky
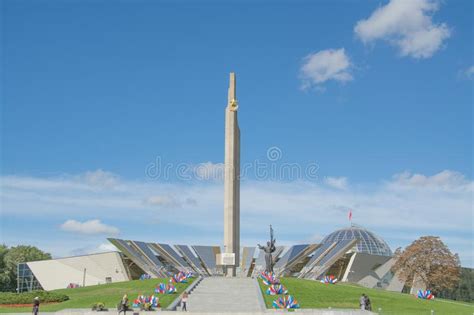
[1,0,473,266]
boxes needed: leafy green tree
[438,268,474,302]
[0,245,11,291]
[0,245,8,270]
[0,245,51,292]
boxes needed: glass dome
[321,225,393,257]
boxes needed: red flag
[348,209,352,221]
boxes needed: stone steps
[184,277,264,312]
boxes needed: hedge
[0,290,69,304]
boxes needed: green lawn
[0,278,194,313]
[258,277,473,315]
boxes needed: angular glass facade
[321,226,392,257]
[274,244,309,268]
[175,245,207,274]
[17,263,43,292]
[192,245,221,275]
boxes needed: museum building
[18,224,404,293]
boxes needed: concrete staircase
[184,277,265,313]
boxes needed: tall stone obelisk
[223,72,240,277]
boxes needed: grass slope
[0,278,193,313]
[258,277,473,315]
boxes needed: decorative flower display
[259,271,280,285]
[154,283,177,294]
[266,284,288,295]
[272,295,300,309]
[132,295,159,308]
[169,271,188,283]
[417,290,435,300]
[320,275,338,284]
[139,274,152,280]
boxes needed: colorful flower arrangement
[139,274,152,280]
[266,284,288,295]
[417,290,435,300]
[169,271,192,284]
[320,275,338,284]
[154,283,177,294]
[132,295,159,308]
[259,271,280,285]
[272,295,300,309]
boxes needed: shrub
[91,302,106,311]
[140,302,153,311]
[0,291,69,304]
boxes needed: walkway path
[185,277,265,312]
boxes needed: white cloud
[60,219,120,235]
[185,197,198,206]
[1,168,473,266]
[2,169,120,192]
[68,243,119,256]
[97,243,118,252]
[194,162,224,181]
[463,65,474,80]
[324,176,349,190]
[143,195,197,209]
[300,48,353,89]
[144,195,181,208]
[390,170,472,191]
[354,0,450,59]
[77,169,120,188]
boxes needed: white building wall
[27,252,129,291]
[385,270,405,292]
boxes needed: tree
[0,245,10,291]
[0,245,51,292]
[391,236,461,294]
[0,245,8,270]
[438,267,474,302]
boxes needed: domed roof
[321,225,393,257]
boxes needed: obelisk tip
[228,72,237,110]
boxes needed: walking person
[365,294,372,311]
[32,297,40,315]
[118,294,128,315]
[359,293,366,310]
[181,291,189,311]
